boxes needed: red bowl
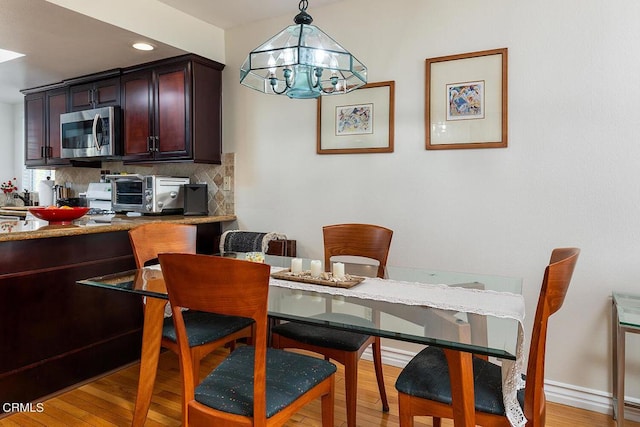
[28,207,90,224]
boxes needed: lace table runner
[269,267,527,427]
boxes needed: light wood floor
[1,347,636,427]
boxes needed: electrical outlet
[223,176,231,191]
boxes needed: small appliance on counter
[183,184,208,216]
[85,182,113,211]
[107,174,190,215]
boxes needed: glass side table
[612,292,640,426]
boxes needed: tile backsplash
[54,153,234,215]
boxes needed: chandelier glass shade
[240,0,367,99]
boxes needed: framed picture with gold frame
[317,81,395,154]
[426,48,507,150]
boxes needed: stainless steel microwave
[60,106,120,158]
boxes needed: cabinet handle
[147,136,153,153]
[40,146,45,158]
[154,136,159,152]
[88,90,92,105]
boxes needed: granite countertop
[0,214,237,242]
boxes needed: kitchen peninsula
[0,214,235,411]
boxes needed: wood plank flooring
[1,347,636,427]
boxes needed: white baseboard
[362,345,640,423]
[545,380,640,423]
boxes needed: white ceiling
[0,0,345,104]
[157,0,344,30]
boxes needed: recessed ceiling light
[132,42,154,51]
[0,48,25,64]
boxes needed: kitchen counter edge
[0,214,237,242]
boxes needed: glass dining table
[77,254,524,427]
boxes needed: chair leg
[372,337,389,412]
[344,353,359,427]
[433,417,442,427]
[321,378,336,427]
[398,393,414,427]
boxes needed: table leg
[131,297,165,427]
[443,348,476,427]
[613,300,625,426]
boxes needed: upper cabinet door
[69,77,120,112]
[121,70,154,162]
[154,62,190,160]
[24,92,45,166]
[46,88,68,164]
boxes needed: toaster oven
[107,174,189,214]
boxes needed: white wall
[223,0,640,408]
[0,103,16,184]
[12,104,23,188]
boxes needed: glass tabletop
[613,292,640,329]
[77,254,523,360]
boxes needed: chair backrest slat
[524,247,580,425]
[323,223,393,278]
[129,223,197,268]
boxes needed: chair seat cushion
[395,346,524,416]
[195,346,336,417]
[162,310,253,347]
[271,313,376,351]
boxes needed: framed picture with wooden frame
[426,48,508,150]
[317,81,395,154]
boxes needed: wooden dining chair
[271,223,393,427]
[159,253,337,427]
[395,247,580,427]
[128,223,254,383]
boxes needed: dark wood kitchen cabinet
[69,76,120,111]
[120,54,224,164]
[24,87,70,167]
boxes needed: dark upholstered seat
[195,346,337,417]
[162,311,254,347]
[396,346,525,415]
[272,313,375,351]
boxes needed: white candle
[291,258,303,274]
[332,262,345,280]
[310,260,322,278]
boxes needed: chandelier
[240,0,367,99]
